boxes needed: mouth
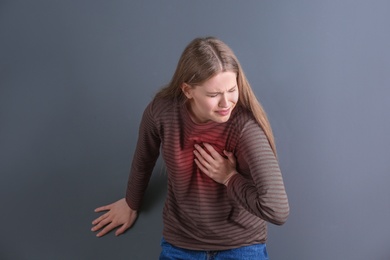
[215,108,231,116]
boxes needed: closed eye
[207,86,237,97]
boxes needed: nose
[218,94,228,108]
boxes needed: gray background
[1,0,389,259]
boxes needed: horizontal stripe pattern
[126,97,289,250]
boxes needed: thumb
[223,150,235,163]
[115,223,130,236]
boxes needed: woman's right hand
[91,198,137,237]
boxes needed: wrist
[223,171,237,186]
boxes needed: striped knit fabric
[126,97,289,251]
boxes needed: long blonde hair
[156,37,277,156]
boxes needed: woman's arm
[227,120,289,225]
[91,99,161,237]
[125,100,161,211]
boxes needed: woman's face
[182,71,239,124]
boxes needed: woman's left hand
[193,143,237,186]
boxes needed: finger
[92,212,109,225]
[194,158,209,176]
[193,150,209,167]
[194,144,214,163]
[202,143,222,160]
[94,204,111,212]
[91,216,111,232]
[96,222,118,237]
[195,150,216,171]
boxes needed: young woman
[91,37,289,259]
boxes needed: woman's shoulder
[230,105,256,125]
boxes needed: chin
[213,115,231,123]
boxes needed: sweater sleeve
[125,99,161,211]
[226,120,289,225]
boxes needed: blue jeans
[159,237,269,260]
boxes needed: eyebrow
[206,85,237,94]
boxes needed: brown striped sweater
[126,96,289,251]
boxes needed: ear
[181,83,193,99]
